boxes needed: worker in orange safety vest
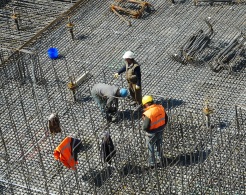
[142,95,168,167]
[54,137,82,170]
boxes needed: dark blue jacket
[118,62,141,87]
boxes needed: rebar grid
[0,0,246,194]
[0,0,78,49]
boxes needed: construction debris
[110,0,154,26]
[169,20,214,66]
[194,0,243,6]
[48,113,62,134]
[66,16,75,40]
[209,33,246,73]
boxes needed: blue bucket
[47,48,59,59]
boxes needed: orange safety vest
[143,104,166,131]
[54,137,78,170]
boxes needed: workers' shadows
[170,148,211,166]
[81,163,144,187]
[156,99,184,110]
[81,147,210,187]
[79,142,92,152]
[118,163,143,177]
[120,108,142,121]
[75,95,92,103]
[74,92,92,103]
[81,166,114,187]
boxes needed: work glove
[135,85,140,90]
[114,73,119,79]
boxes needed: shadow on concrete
[118,163,143,177]
[120,108,142,121]
[75,95,92,103]
[118,99,183,121]
[176,149,211,166]
[80,142,92,152]
[161,147,211,168]
[156,98,184,110]
[82,166,114,187]
[77,35,89,40]
[51,54,65,60]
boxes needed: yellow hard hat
[142,95,153,105]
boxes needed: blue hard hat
[120,88,128,97]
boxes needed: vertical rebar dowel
[0,127,15,195]
[66,17,74,41]
[1,83,32,194]
[235,105,240,134]
[205,114,210,129]
[30,56,37,85]
[11,8,19,31]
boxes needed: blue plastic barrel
[47,48,59,59]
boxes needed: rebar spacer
[11,14,18,20]
[67,82,76,90]
[66,17,74,29]
[203,107,213,115]
[66,22,74,28]
[203,101,213,115]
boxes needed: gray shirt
[91,83,119,107]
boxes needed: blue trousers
[145,131,163,166]
[92,94,108,118]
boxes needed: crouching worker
[142,95,168,168]
[91,83,128,122]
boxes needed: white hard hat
[122,51,134,59]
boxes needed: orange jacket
[54,137,78,170]
[143,104,166,131]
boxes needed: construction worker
[91,83,128,122]
[142,95,167,167]
[114,51,142,105]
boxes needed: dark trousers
[92,94,118,119]
[128,83,142,104]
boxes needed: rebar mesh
[0,0,246,194]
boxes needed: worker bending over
[142,95,168,167]
[114,51,142,105]
[91,83,128,122]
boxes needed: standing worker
[91,83,128,122]
[142,95,168,168]
[114,51,142,105]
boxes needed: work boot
[108,107,117,114]
[106,115,112,122]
